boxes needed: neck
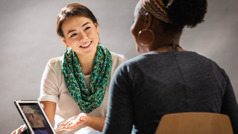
[76,53,96,75]
[150,31,183,52]
[152,45,185,52]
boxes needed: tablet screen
[15,101,55,134]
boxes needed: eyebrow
[67,22,90,35]
[82,22,90,27]
[67,29,76,35]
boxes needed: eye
[70,33,77,38]
[84,27,91,31]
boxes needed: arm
[102,65,133,134]
[11,101,56,134]
[39,59,61,124]
[12,60,58,134]
[40,101,56,125]
[86,116,105,131]
[220,70,238,134]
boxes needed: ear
[144,13,152,29]
[94,23,99,34]
[61,37,68,47]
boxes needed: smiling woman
[11,3,127,134]
[61,15,99,75]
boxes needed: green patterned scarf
[62,45,112,113]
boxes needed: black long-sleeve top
[93,51,238,134]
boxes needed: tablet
[14,100,56,134]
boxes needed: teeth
[81,42,91,48]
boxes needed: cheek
[130,19,143,40]
[92,32,99,43]
[88,29,98,39]
[130,23,136,37]
[67,38,77,45]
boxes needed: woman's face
[130,1,148,54]
[61,15,99,57]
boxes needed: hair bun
[166,0,207,27]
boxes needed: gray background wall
[0,0,237,133]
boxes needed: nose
[79,31,88,42]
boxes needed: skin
[12,1,186,134]
[49,15,105,131]
[131,0,185,53]
[130,0,150,54]
[11,124,26,134]
[62,15,99,75]
[12,15,105,134]
[58,2,185,133]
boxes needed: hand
[60,113,91,130]
[11,124,26,134]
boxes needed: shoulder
[108,51,127,75]
[110,51,127,67]
[111,51,127,63]
[118,54,146,68]
[45,57,63,72]
[189,52,222,68]
[47,57,62,64]
[179,52,230,84]
[112,55,142,76]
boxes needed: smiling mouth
[80,41,92,48]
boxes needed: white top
[38,52,127,134]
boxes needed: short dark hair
[56,3,98,37]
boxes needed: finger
[60,125,74,130]
[64,121,78,129]
[16,129,23,134]
[61,116,77,126]
[61,120,71,126]
[40,103,44,109]
[19,127,24,133]
[61,121,83,130]
[60,123,67,126]
[19,125,26,133]
[11,124,26,134]
[15,129,20,134]
[63,117,79,125]
[60,121,71,126]
[11,130,16,134]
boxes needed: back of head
[142,0,207,29]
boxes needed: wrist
[84,115,93,126]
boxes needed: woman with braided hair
[12,3,127,134]
[87,0,238,133]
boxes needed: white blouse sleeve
[38,58,61,103]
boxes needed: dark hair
[166,0,207,28]
[140,0,207,31]
[56,3,98,37]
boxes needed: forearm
[85,116,105,131]
[40,101,56,125]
